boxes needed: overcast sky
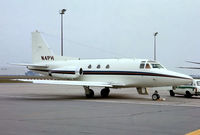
[0,0,200,75]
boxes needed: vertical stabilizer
[32,30,79,63]
[32,31,54,63]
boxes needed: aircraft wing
[11,63,49,68]
[16,79,125,87]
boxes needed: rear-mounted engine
[48,67,83,80]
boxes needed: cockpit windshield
[148,61,164,69]
[151,63,164,69]
[139,61,164,69]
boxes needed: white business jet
[17,31,192,100]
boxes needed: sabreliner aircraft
[16,31,193,100]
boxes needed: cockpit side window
[140,63,145,69]
[140,61,146,69]
[145,63,151,69]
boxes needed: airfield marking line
[185,129,200,135]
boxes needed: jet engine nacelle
[49,67,83,80]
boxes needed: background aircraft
[179,61,200,69]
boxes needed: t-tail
[32,31,79,64]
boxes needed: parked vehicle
[169,79,200,98]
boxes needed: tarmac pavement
[0,83,199,135]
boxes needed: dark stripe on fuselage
[51,70,75,74]
[31,69,190,80]
[83,71,190,80]
[30,69,75,74]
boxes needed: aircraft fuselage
[29,58,192,88]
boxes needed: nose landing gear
[152,90,160,100]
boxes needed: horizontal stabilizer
[15,79,114,87]
[11,63,49,68]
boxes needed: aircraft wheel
[101,88,110,98]
[86,89,94,98]
[152,93,160,100]
[169,90,175,97]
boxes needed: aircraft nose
[170,72,193,86]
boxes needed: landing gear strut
[152,90,160,100]
[84,86,94,98]
[101,87,110,98]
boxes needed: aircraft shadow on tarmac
[6,93,151,101]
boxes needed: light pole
[59,9,66,56]
[154,32,158,61]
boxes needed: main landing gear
[152,90,160,100]
[101,87,110,98]
[83,86,110,98]
[84,86,94,98]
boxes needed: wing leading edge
[16,79,125,87]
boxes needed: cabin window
[97,64,101,69]
[106,64,110,69]
[145,63,151,69]
[140,61,146,69]
[88,64,92,69]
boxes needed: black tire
[101,88,110,98]
[86,89,94,98]
[185,91,192,98]
[169,90,175,97]
[152,93,160,100]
